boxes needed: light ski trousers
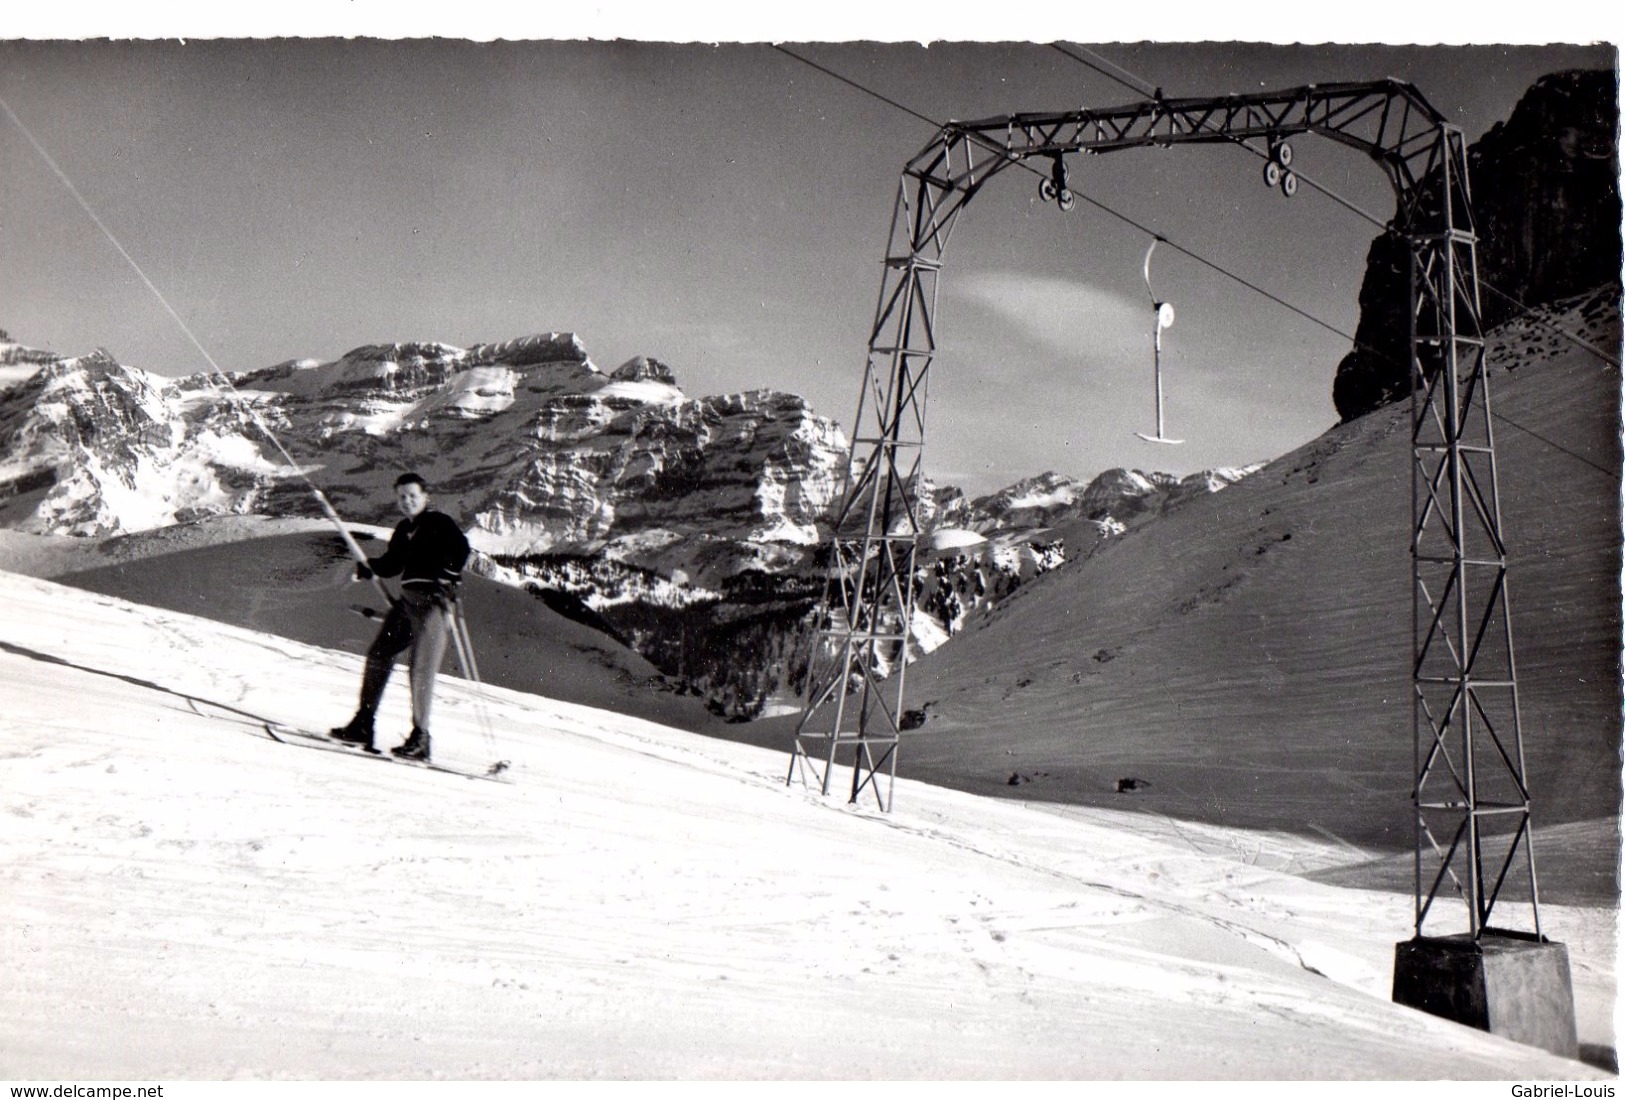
[356,587,453,732]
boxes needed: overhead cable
[771,45,1381,355]
[1050,43,1393,231]
[772,45,1621,482]
[1050,42,1621,371]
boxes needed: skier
[330,472,471,761]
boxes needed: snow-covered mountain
[0,332,1254,718]
[959,466,1261,532]
[0,349,286,534]
[0,330,62,390]
[480,461,1261,718]
[0,334,850,561]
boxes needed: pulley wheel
[1058,189,1077,212]
[1274,140,1293,167]
[1280,170,1298,197]
[1263,161,1281,188]
[1040,178,1058,203]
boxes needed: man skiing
[330,472,471,762]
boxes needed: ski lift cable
[1043,61,1618,477]
[0,97,236,385]
[1053,47,1619,480]
[771,45,942,128]
[771,47,1404,437]
[772,47,1620,482]
[772,47,1387,356]
[0,93,506,756]
[1,95,351,512]
[1051,43,1392,231]
[1479,281,1622,368]
[1051,43,1622,371]
[772,46,1475,378]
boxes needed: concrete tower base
[1393,932,1578,1058]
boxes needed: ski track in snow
[0,571,1614,1080]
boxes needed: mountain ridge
[0,328,1257,717]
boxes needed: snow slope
[0,571,1613,1079]
[877,296,1621,904]
[0,516,721,735]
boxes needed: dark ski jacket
[368,510,471,593]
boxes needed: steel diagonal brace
[1466,689,1532,802]
[1417,818,1471,927]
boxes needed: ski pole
[446,594,503,765]
[447,603,475,681]
[453,598,483,684]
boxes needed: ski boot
[329,713,376,751]
[391,726,431,762]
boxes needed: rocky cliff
[1331,69,1621,421]
[0,335,850,573]
[0,329,1256,718]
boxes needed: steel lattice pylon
[787,79,1541,940]
[1407,130,1541,941]
[784,183,942,811]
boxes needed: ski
[263,722,511,783]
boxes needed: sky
[0,12,1617,495]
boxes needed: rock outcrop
[1332,69,1621,421]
